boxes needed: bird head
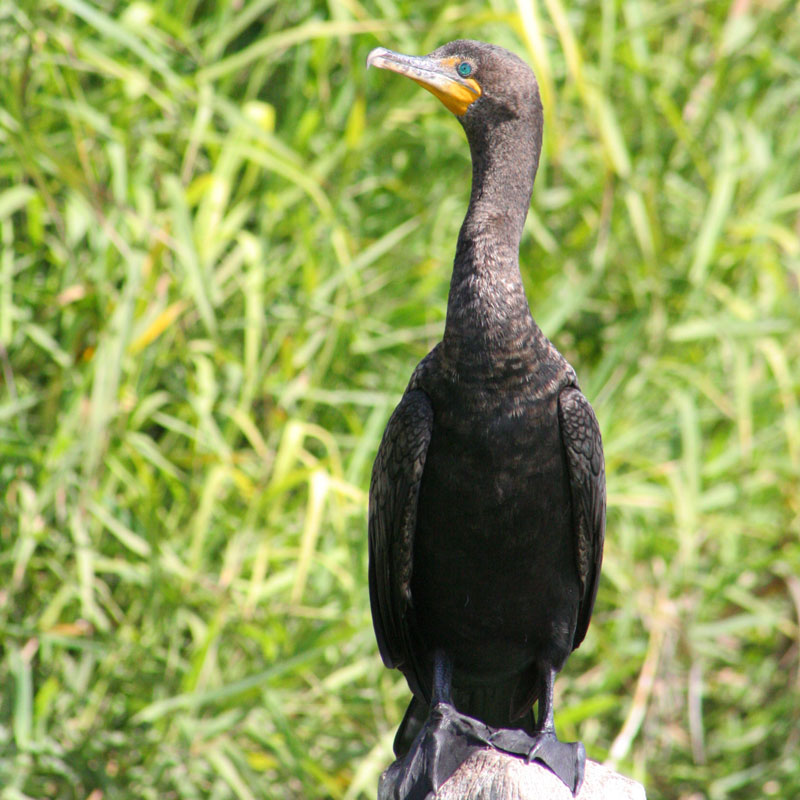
[366,39,542,137]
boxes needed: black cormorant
[367,40,605,798]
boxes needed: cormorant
[367,40,605,798]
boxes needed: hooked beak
[367,47,482,116]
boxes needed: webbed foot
[489,727,586,794]
[379,701,494,800]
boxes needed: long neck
[443,117,545,372]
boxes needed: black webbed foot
[490,663,586,794]
[489,727,586,794]
[382,656,586,798]
[381,713,586,799]
[380,701,494,800]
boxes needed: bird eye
[457,61,472,77]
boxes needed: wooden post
[380,749,646,800]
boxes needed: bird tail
[394,696,427,757]
[393,677,539,758]
[454,679,539,731]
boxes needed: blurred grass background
[1,0,799,798]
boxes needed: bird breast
[410,383,579,675]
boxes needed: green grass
[1,0,799,798]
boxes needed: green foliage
[1,0,798,798]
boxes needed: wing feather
[368,389,433,680]
[558,386,606,650]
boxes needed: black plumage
[367,40,605,797]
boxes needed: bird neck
[443,120,545,372]
[462,120,537,244]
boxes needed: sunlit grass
[1,1,798,798]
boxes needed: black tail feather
[394,696,428,757]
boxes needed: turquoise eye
[457,61,472,77]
